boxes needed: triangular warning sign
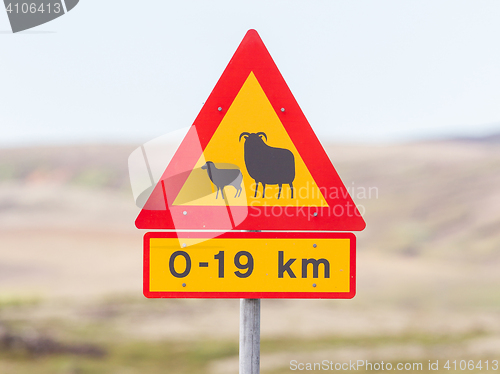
[135,29,366,231]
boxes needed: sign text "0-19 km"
[143,233,356,298]
[168,250,331,279]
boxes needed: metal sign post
[239,298,260,374]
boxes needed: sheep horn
[256,132,267,141]
[239,132,251,142]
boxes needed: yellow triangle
[173,72,328,207]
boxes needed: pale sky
[1,0,500,147]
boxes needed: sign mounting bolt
[218,107,222,111]
[183,211,187,216]
[182,283,186,287]
[313,244,317,248]
[281,107,285,112]
[313,283,317,288]
[182,243,187,248]
[313,212,318,217]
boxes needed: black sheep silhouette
[201,162,243,199]
[239,132,295,199]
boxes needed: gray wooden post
[239,298,260,374]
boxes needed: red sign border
[135,29,366,232]
[144,231,356,299]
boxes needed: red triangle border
[136,30,366,232]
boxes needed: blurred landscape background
[1,134,499,373]
[2,1,500,372]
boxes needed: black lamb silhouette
[201,162,243,199]
[239,132,295,199]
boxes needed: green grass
[0,329,491,374]
[0,340,238,374]
[71,169,116,189]
[261,330,487,353]
[0,294,42,308]
[0,297,495,374]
